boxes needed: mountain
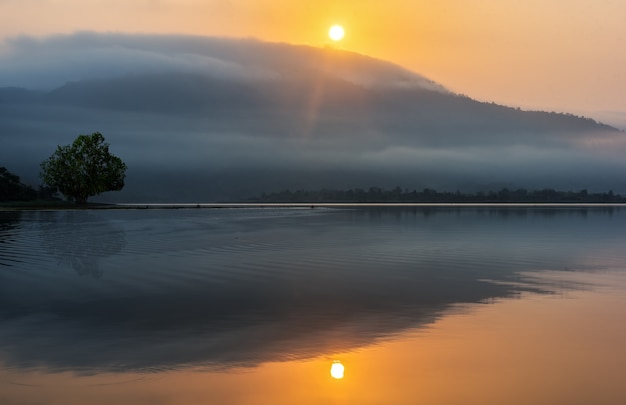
[0,33,624,202]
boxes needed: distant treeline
[250,187,626,203]
[0,166,56,202]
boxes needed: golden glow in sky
[0,0,625,116]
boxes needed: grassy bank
[0,200,115,210]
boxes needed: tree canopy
[0,166,37,202]
[250,187,625,203]
[40,132,127,204]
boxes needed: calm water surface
[1,206,625,404]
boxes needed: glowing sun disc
[329,25,345,41]
[330,361,345,379]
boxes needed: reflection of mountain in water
[0,207,622,373]
[40,211,126,278]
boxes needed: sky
[1,0,625,120]
[2,1,626,200]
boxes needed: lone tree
[40,132,127,204]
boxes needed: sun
[328,25,345,42]
[330,361,345,379]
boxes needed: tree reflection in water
[40,211,126,278]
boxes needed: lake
[1,206,626,404]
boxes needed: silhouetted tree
[40,132,127,204]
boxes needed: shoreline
[3,202,626,211]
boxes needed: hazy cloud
[1,32,625,201]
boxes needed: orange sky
[1,0,625,117]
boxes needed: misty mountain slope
[0,32,447,93]
[15,70,618,148]
[1,32,625,202]
[0,87,43,103]
[32,70,617,153]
